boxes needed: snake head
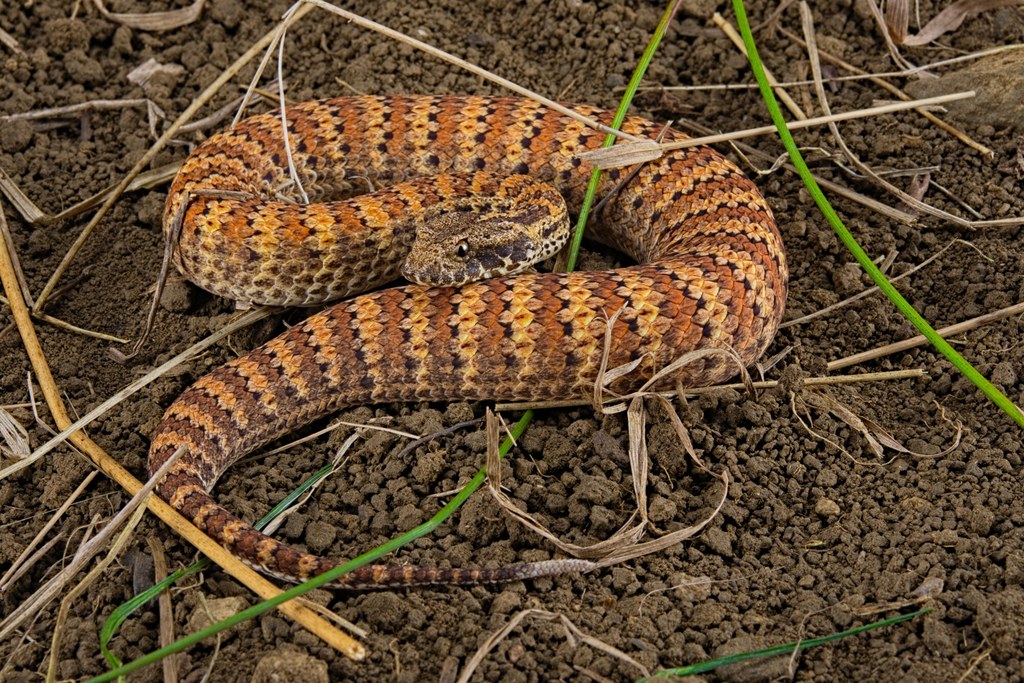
[401,181,570,287]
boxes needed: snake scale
[149,95,787,589]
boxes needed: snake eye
[455,241,470,259]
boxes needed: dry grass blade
[2,239,360,658]
[0,306,274,482]
[865,0,917,70]
[578,139,663,169]
[0,99,150,123]
[52,162,181,224]
[0,406,30,459]
[488,346,740,567]
[800,391,963,460]
[258,416,416,461]
[493,369,927,412]
[579,92,976,169]
[1,532,67,592]
[147,538,181,683]
[0,470,99,592]
[1,159,180,226]
[394,418,482,459]
[456,609,649,683]
[91,0,206,31]
[46,499,150,683]
[650,43,1024,94]
[885,0,910,43]
[0,201,33,302]
[1,447,181,645]
[958,650,993,682]
[828,300,1024,371]
[0,164,46,224]
[0,292,130,343]
[903,0,1024,46]
[0,25,21,53]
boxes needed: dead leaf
[93,0,206,32]
[885,0,910,43]
[902,0,1024,46]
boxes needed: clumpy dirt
[2,0,1024,681]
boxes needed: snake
[149,95,787,589]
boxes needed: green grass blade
[641,609,930,679]
[565,0,683,271]
[97,465,332,668]
[731,0,1024,429]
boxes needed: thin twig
[678,118,919,224]
[782,239,985,328]
[0,292,129,343]
[644,42,1024,91]
[147,538,180,683]
[0,203,33,305]
[581,91,976,167]
[778,25,994,157]
[5,447,182,646]
[801,6,1020,230]
[493,369,927,412]
[828,302,1024,371]
[0,470,99,592]
[0,25,21,54]
[0,99,150,122]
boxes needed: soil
[2,1,1024,681]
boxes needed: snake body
[149,95,787,588]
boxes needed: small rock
[303,520,337,554]
[977,588,1024,663]
[112,25,133,55]
[970,504,995,535]
[814,497,841,518]
[831,262,864,296]
[251,650,328,683]
[648,495,678,524]
[490,590,521,615]
[43,18,91,53]
[991,361,1018,389]
[0,119,33,153]
[209,0,244,29]
[1005,550,1024,584]
[930,529,958,547]
[905,51,1024,131]
[359,592,404,631]
[159,278,196,313]
[187,596,248,636]
[701,526,733,557]
[64,49,105,86]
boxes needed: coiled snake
[149,95,787,589]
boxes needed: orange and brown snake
[149,95,787,588]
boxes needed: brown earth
[2,0,1024,681]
